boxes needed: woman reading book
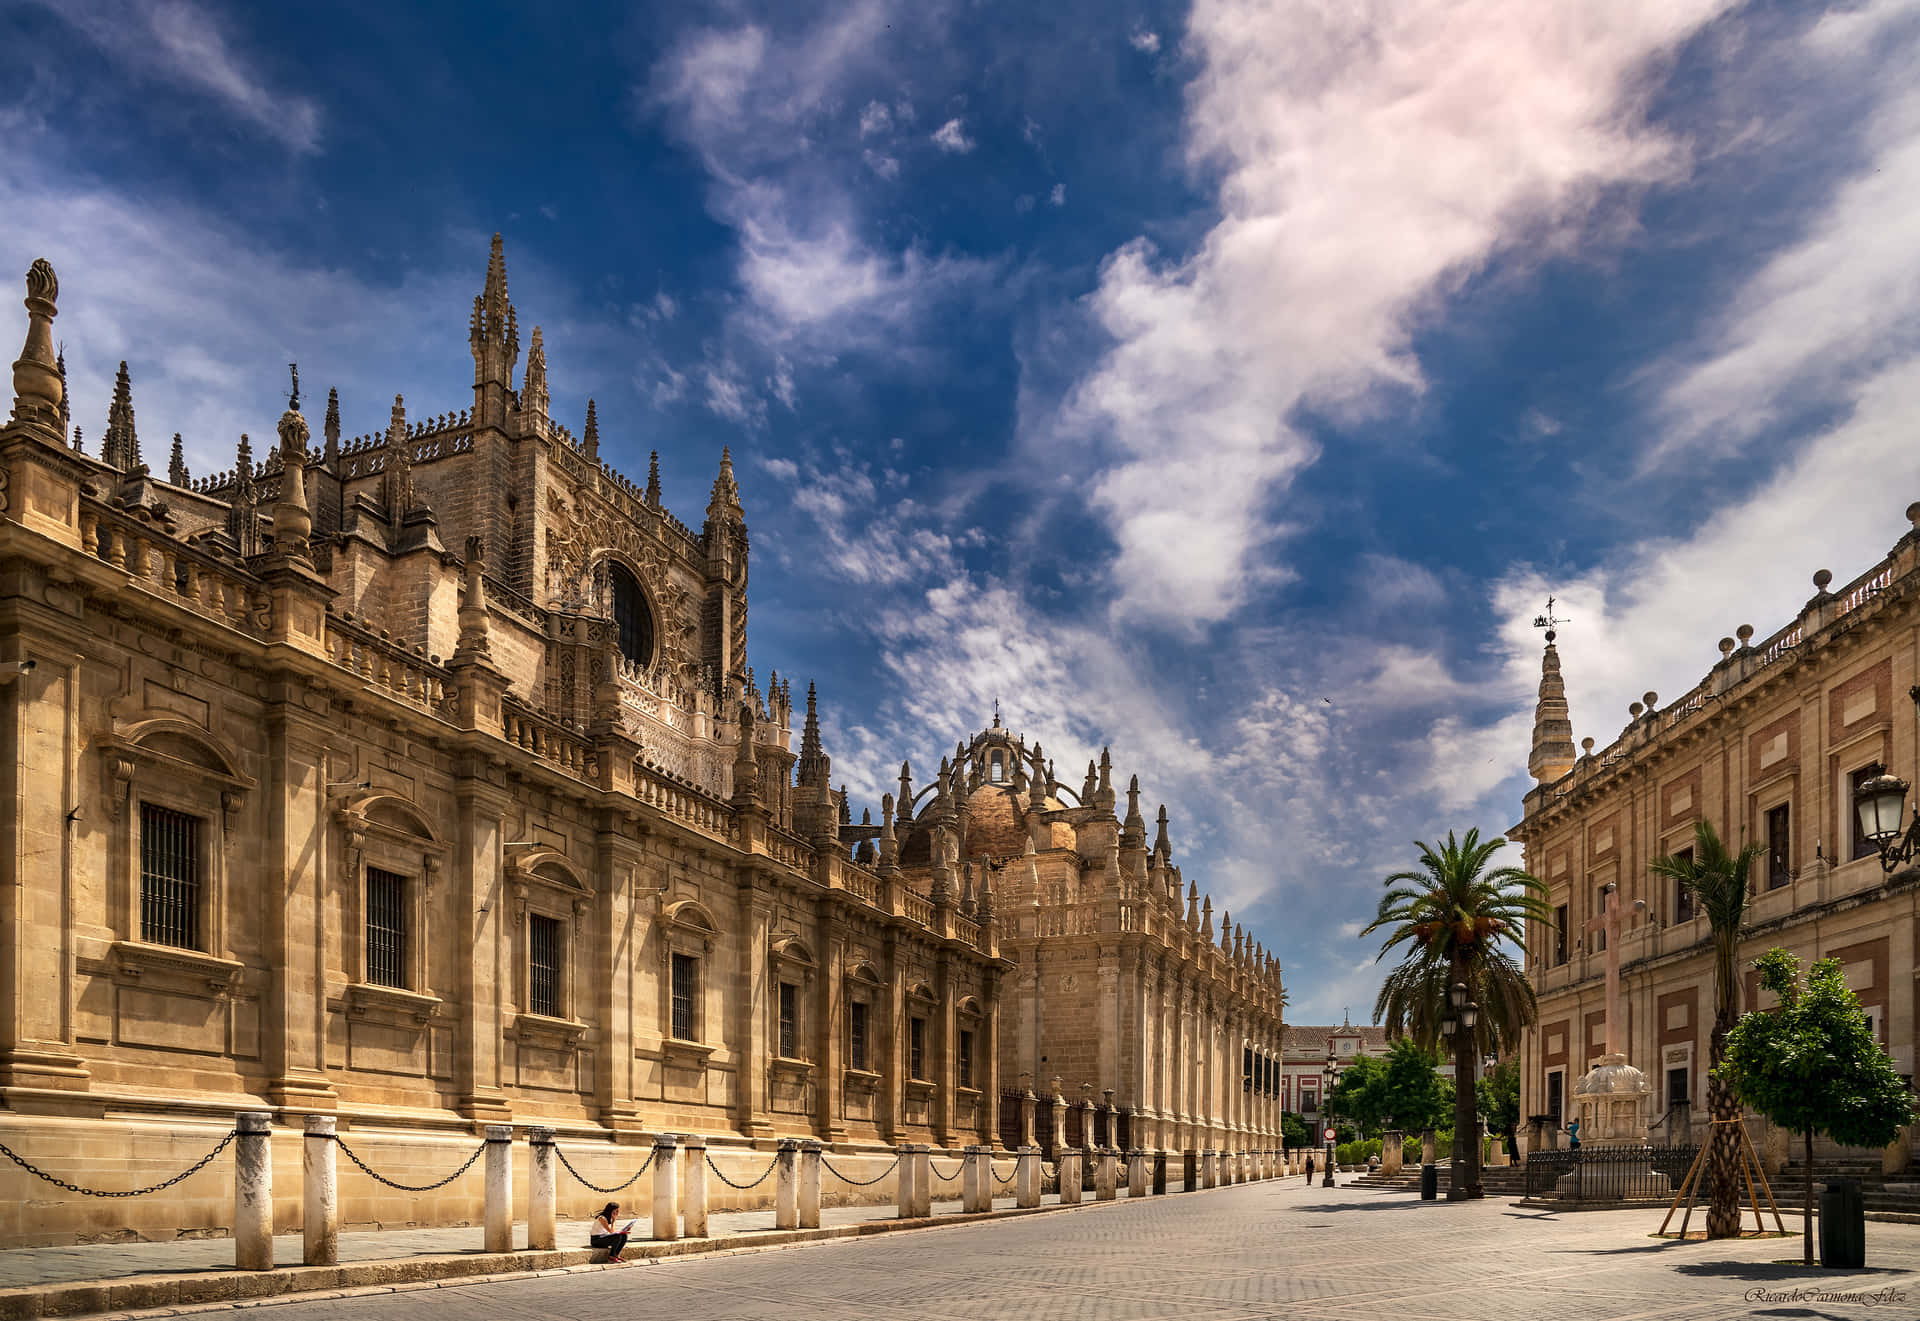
[590,1202,631,1263]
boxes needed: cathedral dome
[896,777,1075,869]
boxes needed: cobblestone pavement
[69,1177,1920,1321]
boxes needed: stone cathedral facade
[0,244,1284,1246]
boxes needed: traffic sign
[1323,1128,1335,1142]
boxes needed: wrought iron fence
[1525,1144,1697,1199]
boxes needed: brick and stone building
[0,243,1284,1246]
[1507,504,1920,1156]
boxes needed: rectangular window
[1593,887,1608,953]
[1302,1089,1318,1114]
[670,952,698,1041]
[1667,1066,1689,1109]
[528,914,561,1018]
[1853,766,1883,861]
[1546,1071,1564,1126]
[365,867,408,988]
[779,981,798,1058]
[1767,803,1792,889]
[1554,904,1569,966]
[910,1016,927,1080]
[958,1028,974,1087]
[1243,1045,1253,1091]
[1673,848,1695,924]
[139,802,202,950]
[849,1001,869,1071]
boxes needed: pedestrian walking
[1304,1154,1315,1181]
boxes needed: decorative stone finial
[646,449,661,505]
[453,535,492,662]
[1813,568,1833,593]
[9,259,63,432]
[582,399,599,460]
[168,433,188,485]
[272,390,313,556]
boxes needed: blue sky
[7,0,1920,1024]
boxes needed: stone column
[683,1135,709,1238]
[302,1115,337,1266]
[962,1144,988,1213]
[1016,1146,1040,1208]
[234,1112,274,1271]
[1059,1150,1083,1204]
[652,1134,680,1241]
[912,1145,933,1217]
[799,1140,822,1228]
[1382,1131,1403,1176]
[775,1138,800,1229]
[1096,1148,1118,1200]
[1127,1150,1147,1197]
[527,1127,556,1252]
[1021,1088,1037,1149]
[484,1125,514,1253]
[896,1142,917,1219]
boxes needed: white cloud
[1129,25,1162,54]
[39,0,322,153]
[1048,182,1066,207]
[931,118,975,153]
[858,99,893,137]
[1047,0,1735,630]
[862,149,901,180]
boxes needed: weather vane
[1533,596,1568,641]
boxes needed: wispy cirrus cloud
[32,0,322,153]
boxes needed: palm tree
[1363,828,1550,1199]
[1648,820,1763,1240]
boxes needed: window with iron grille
[528,914,562,1018]
[778,981,798,1058]
[910,1016,927,1080]
[139,803,202,950]
[849,1001,869,1071]
[365,867,409,988]
[609,563,654,667]
[1672,848,1695,923]
[958,1029,973,1087]
[1554,903,1569,966]
[1766,803,1792,889]
[671,952,697,1041]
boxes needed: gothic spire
[322,387,340,467]
[646,450,661,505]
[1122,773,1146,844]
[101,360,141,472]
[582,398,599,460]
[1528,622,1577,783]
[227,434,259,555]
[168,433,187,485]
[381,393,412,524]
[706,445,743,526]
[54,345,70,432]
[1154,804,1171,860]
[521,325,549,421]
[797,680,830,789]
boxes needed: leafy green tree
[1328,1042,1450,1137]
[1649,820,1763,1240]
[1280,1111,1311,1151]
[1719,949,1915,1265]
[1364,828,1550,1198]
[1324,1054,1389,1135]
[1477,1057,1522,1159]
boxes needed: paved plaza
[22,1176,1920,1321]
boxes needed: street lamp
[1440,981,1483,1201]
[1855,762,1920,872]
[1322,1054,1336,1188]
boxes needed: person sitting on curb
[590,1202,632,1263]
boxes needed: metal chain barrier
[990,1162,1018,1186]
[0,1130,236,1199]
[819,1156,899,1187]
[554,1145,654,1194]
[334,1137,486,1192]
[927,1158,963,1182]
[705,1151,780,1191]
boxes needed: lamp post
[1440,982,1483,1200]
[1857,759,1920,872]
[1321,1055,1336,1188]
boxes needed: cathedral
[0,242,1284,1246]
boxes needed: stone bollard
[799,1141,822,1228]
[1096,1148,1118,1200]
[1235,1151,1246,1184]
[775,1139,800,1230]
[235,1112,274,1271]
[1016,1146,1041,1208]
[484,1125,514,1253]
[896,1143,918,1219]
[1059,1150,1083,1204]
[683,1135,709,1237]
[1127,1150,1148,1197]
[912,1145,933,1218]
[527,1127,556,1252]
[1203,1150,1217,1189]
[1421,1128,1436,1167]
[1181,1149,1197,1190]
[1153,1151,1168,1195]
[653,1134,681,1240]
[1021,1092,1037,1149]
[302,1115,337,1266]
[1382,1131,1403,1176]
[962,1145,989,1213]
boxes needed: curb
[0,1182,1254,1320]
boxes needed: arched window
[989,751,1004,782]
[608,562,654,667]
